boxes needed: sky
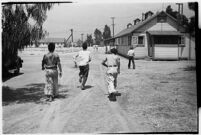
[43,1,195,41]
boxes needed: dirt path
[2,48,197,133]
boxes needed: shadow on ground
[2,73,24,82]
[83,85,93,90]
[182,65,196,71]
[108,93,121,102]
[2,83,69,106]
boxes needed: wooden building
[114,11,195,60]
[37,38,65,48]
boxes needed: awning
[147,31,183,36]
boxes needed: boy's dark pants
[128,56,135,69]
[79,64,89,86]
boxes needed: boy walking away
[42,43,62,102]
[76,42,91,90]
[102,48,120,98]
[127,46,135,69]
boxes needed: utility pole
[70,29,74,52]
[70,29,73,43]
[81,33,84,43]
[111,17,115,46]
[111,17,115,38]
[176,3,183,60]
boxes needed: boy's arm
[57,56,62,77]
[42,55,45,70]
[89,53,91,62]
[58,62,62,77]
[117,57,120,74]
[102,57,108,67]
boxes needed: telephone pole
[70,29,74,52]
[70,29,73,42]
[176,3,183,60]
[111,17,115,38]
[81,33,84,43]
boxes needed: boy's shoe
[81,85,85,90]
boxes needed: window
[154,35,184,45]
[138,36,145,47]
[138,36,144,44]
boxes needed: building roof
[147,31,183,36]
[39,38,65,43]
[114,11,184,38]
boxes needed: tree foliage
[166,5,190,30]
[85,34,93,46]
[76,39,83,47]
[94,28,102,45]
[103,25,111,40]
[2,3,53,60]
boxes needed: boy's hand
[59,72,62,78]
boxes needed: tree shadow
[77,85,94,90]
[2,73,24,82]
[182,65,196,71]
[2,83,69,106]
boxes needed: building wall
[147,22,177,31]
[154,45,178,59]
[116,13,194,60]
[117,33,148,58]
[179,34,195,60]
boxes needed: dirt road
[2,47,197,133]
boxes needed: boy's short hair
[110,48,118,54]
[130,46,133,49]
[82,42,88,50]
[48,43,55,52]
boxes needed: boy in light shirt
[75,42,91,90]
[127,46,135,69]
[102,48,120,98]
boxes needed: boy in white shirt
[127,46,135,69]
[75,42,91,90]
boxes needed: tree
[85,34,93,46]
[166,5,178,19]
[166,5,189,29]
[77,39,83,47]
[94,28,102,45]
[103,25,111,40]
[2,3,53,62]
